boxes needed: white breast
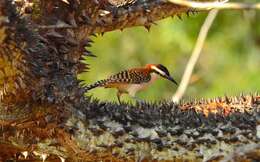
[127,73,158,97]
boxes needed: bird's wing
[85,69,151,90]
[108,69,151,84]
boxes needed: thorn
[21,151,28,159]
[61,0,70,4]
[151,22,157,25]
[15,152,20,159]
[91,33,97,37]
[205,99,209,104]
[99,10,110,16]
[230,97,234,103]
[83,42,92,47]
[198,98,202,104]
[144,25,151,31]
[177,14,182,20]
[225,95,230,104]
[59,156,66,162]
[194,99,198,105]
[16,130,21,138]
[41,153,48,162]
[235,96,239,103]
[241,93,246,101]
[33,151,40,156]
[83,51,97,57]
[250,95,254,104]
[145,9,151,13]
[82,38,93,47]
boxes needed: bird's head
[146,64,178,85]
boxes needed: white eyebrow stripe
[151,66,166,76]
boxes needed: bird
[85,64,178,104]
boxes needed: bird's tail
[84,79,108,91]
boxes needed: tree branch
[168,0,260,10]
[172,9,219,103]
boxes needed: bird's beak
[165,75,178,85]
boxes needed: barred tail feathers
[85,79,108,91]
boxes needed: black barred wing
[108,69,151,84]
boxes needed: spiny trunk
[0,0,259,161]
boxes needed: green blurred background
[79,7,260,103]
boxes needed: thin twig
[172,9,219,103]
[168,0,260,10]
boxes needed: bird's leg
[117,91,122,104]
